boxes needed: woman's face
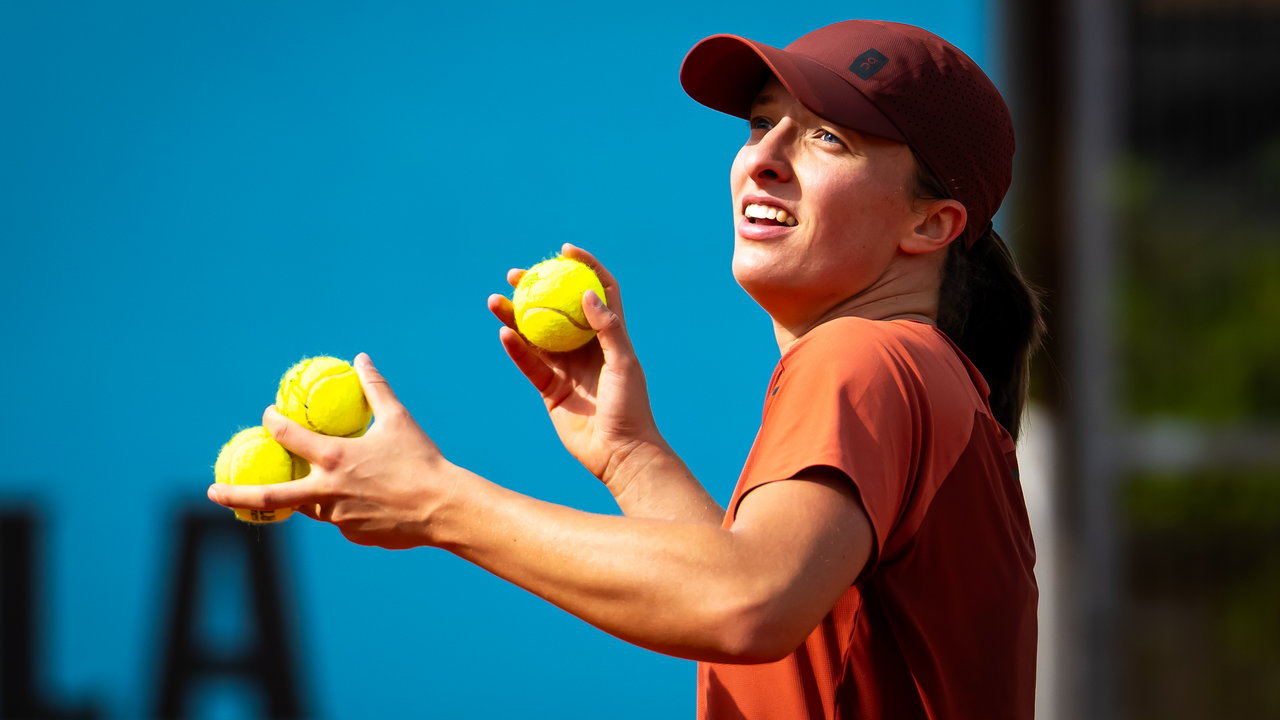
[729,78,923,327]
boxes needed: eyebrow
[751,93,777,111]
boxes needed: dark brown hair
[915,163,1045,441]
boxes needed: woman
[209,19,1043,719]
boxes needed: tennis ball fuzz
[214,426,308,524]
[512,256,606,352]
[276,356,372,437]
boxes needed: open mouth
[744,202,798,227]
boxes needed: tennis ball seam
[305,372,367,437]
[511,256,606,352]
[518,306,591,331]
[276,356,371,437]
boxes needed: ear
[902,198,967,254]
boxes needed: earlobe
[903,199,967,254]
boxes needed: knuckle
[612,353,639,375]
[258,486,281,508]
[314,444,344,471]
[382,405,412,427]
[268,421,288,443]
[269,420,295,448]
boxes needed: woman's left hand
[207,353,461,549]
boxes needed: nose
[740,121,794,185]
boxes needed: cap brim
[679,34,905,142]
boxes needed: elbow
[716,641,798,666]
[703,593,809,664]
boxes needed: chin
[733,241,790,286]
[732,259,795,313]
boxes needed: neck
[771,293,937,352]
[767,255,943,354]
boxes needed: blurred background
[1,0,1276,718]
[1004,0,1280,718]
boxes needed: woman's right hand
[487,244,669,488]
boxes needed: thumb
[582,289,636,363]
[353,352,403,419]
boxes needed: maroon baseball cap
[680,20,1014,248]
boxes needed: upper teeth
[744,203,798,226]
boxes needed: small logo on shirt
[850,48,889,80]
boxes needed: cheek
[820,179,910,237]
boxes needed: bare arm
[207,356,871,663]
[436,464,869,662]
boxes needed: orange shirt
[697,317,1037,720]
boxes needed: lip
[736,216,795,241]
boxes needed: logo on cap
[849,48,889,80]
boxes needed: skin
[207,80,966,663]
[733,78,967,348]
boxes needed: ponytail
[936,228,1045,441]
[912,156,1045,440]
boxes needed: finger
[561,244,625,321]
[207,477,321,511]
[353,353,403,419]
[506,267,526,288]
[263,406,335,463]
[582,289,637,367]
[499,326,556,393]
[488,293,517,331]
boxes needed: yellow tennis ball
[276,356,372,438]
[512,256,606,352]
[214,426,308,524]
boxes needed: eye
[819,129,845,146]
[749,116,774,132]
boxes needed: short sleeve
[731,319,923,571]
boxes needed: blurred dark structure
[1,509,101,719]
[154,509,305,719]
[1002,0,1280,718]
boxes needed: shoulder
[785,316,951,361]
[785,315,899,355]
[778,317,959,392]
[773,317,993,440]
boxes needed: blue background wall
[0,2,990,716]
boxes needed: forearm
[600,439,725,525]
[433,465,762,662]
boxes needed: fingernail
[356,352,372,369]
[585,290,604,309]
[207,485,219,502]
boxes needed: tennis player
[210,19,1043,719]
